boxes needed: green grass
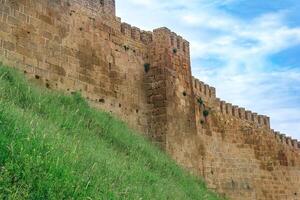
[0,65,222,200]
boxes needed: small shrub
[197,98,204,106]
[203,110,209,117]
[173,48,177,54]
[144,63,150,73]
[124,45,130,51]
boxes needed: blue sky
[116,0,300,140]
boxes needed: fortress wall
[0,1,300,200]
[192,76,216,101]
[192,125,300,200]
[145,27,197,154]
[192,76,271,130]
[72,0,115,16]
[201,111,300,200]
[190,77,300,199]
[0,0,152,133]
[193,76,299,148]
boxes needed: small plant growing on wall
[203,110,209,118]
[124,45,130,51]
[182,91,187,96]
[144,63,150,73]
[173,48,177,54]
[197,98,204,106]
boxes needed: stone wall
[0,0,152,134]
[191,77,300,200]
[0,0,299,199]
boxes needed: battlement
[272,130,300,150]
[119,25,190,49]
[72,0,116,16]
[192,77,272,129]
[192,76,216,101]
[120,23,153,44]
[153,27,190,57]
[216,93,271,128]
[219,99,274,129]
[191,77,300,149]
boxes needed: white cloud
[185,11,300,61]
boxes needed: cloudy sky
[116,0,300,140]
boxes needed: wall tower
[76,0,116,16]
[146,28,197,153]
[102,0,116,16]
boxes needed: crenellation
[195,81,200,91]
[286,136,293,147]
[160,30,190,56]
[192,77,197,88]
[287,137,292,146]
[121,22,131,37]
[198,81,203,93]
[140,31,153,44]
[193,79,273,130]
[210,87,216,98]
[214,98,221,111]
[192,78,217,103]
[271,129,274,133]
[131,27,141,41]
[251,113,258,123]
[245,110,252,121]
[257,115,262,125]
[263,115,270,128]
[238,107,246,119]
[170,32,177,48]
[220,101,226,114]
[153,27,171,43]
[284,136,289,146]
[232,105,239,117]
[192,78,274,130]
[204,84,210,96]
[72,0,116,17]
[182,39,189,55]
[169,32,184,51]
[103,0,116,16]
[280,134,286,143]
[176,35,183,50]
[270,129,275,137]
[275,131,281,141]
[225,103,233,115]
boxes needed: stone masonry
[0,0,299,199]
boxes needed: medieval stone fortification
[0,0,300,199]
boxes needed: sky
[116,0,300,140]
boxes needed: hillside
[0,65,222,200]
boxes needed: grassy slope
[0,65,222,200]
